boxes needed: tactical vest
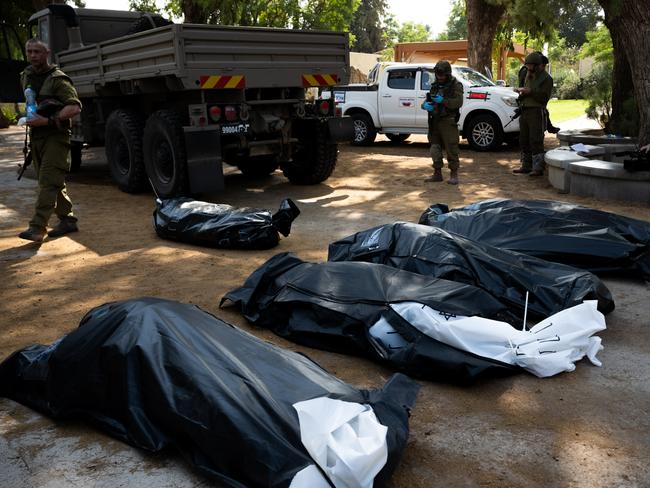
[20,66,74,136]
[428,77,462,121]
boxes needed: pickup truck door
[378,68,417,128]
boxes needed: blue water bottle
[25,87,37,120]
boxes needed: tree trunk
[599,0,650,144]
[182,0,208,23]
[466,0,506,77]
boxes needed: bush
[582,63,612,128]
[553,70,582,100]
[0,104,18,128]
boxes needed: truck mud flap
[183,126,224,194]
[327,116,355,143]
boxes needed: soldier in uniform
[421,60,464,185]
[18,38,82,242]
[517,52,559,134]
[513,52,554,176]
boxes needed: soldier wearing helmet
[421,60,464,185]
[512,51,554,176]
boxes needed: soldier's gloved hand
[422,101,434,112]
[432,94,444,104]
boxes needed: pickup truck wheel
[105,109,147,193]
[236,156,279,178]
[282,125,337,184]
[351,113,376,146]
[466,114,504,151]
[144,110,188,197]
[69,141,83,172]
[386,133,410,144]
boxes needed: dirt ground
[1,125,649,487]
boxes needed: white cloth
[383,300,605,378]
[292,397,388,488]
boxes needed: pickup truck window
[387,70,416,90]
[455,67,494,87]
[421,70,434,90]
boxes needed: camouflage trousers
[428,117,460,171]
[519,107,546,171]
[29,134,76,230]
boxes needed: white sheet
[382,301,606,378]
[292,397,388,488]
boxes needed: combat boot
[513,151,532,174]
[447,169,459,185]
[18,226,46,242]
[424,168,443,182]
[48,218,79,238]
[529,153,545,176]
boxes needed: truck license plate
[220,123,251,135]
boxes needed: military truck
[13,5,353,196]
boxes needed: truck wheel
[70,141,83,172]
[232,156,279,178]
[350,113,376,146]
[144,110,188,198]
[105,109,147,193]
[466,114,503,151]
[282,125,337,184]
[386,133,410,144]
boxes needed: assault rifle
[503,107,521,129]
[17,127,32,181]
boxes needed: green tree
[350,0,387,52]
[556,0,600,48]
[396,21,432,42]
[438,0,467,40]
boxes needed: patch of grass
[547,99,589,123]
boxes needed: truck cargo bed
[58,23,350,97]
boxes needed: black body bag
[419,199,650,280]
[0,298,419,487]
[328,222,614,323]
[222,253,521,384]
[153,197,300,249]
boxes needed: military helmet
[433,60,452,76]
[524,52,545,65]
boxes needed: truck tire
[70,141,83,172]
[282,125,337,184]
[105,109,147,193]
[234,156,279,178]
[351,113,376,146]
[386,133,410,144]
[143,110,188,197]
[466,113,504,151]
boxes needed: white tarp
[292,397,388,488]
[372,301,605,378]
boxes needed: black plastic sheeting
[419,199,650,280]
[0,298,419,487]
[153,197,300,249]
[328,222,614,324]
[222,253,521,384]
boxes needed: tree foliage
[395,21,432,43]
[349,0,387,52]
[437,0,467,40]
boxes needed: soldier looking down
[421,60,464,185]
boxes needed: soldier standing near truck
[18,38,81,243]
[421,60,464,185]
[512,52,554,176]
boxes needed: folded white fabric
[292,397,388,488]
[385,300,606,378]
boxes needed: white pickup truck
[326,62,520,151]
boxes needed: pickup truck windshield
[454,67,494,87]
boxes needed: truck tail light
[318,100,331,115]
[225,106,238,122]
[209,105,222,122]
